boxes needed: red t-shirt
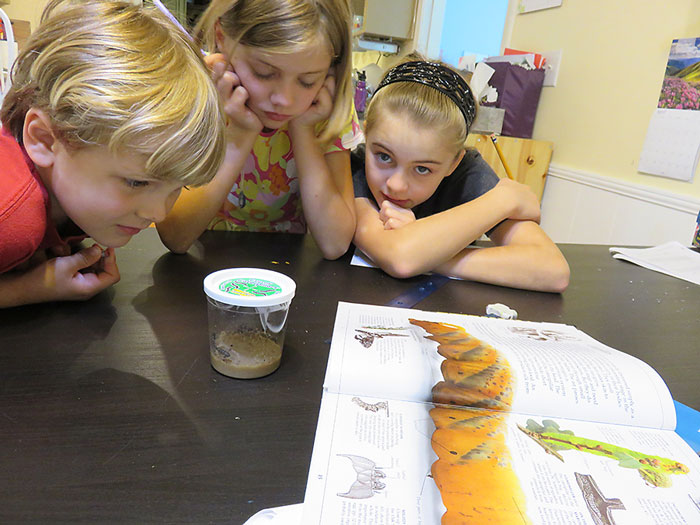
[0,128,77,273]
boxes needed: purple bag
[481,61,545,139]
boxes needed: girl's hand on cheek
[379,200,415,230]
[290,74,335,132]
[204,52,226,71]
[210,57,263,142]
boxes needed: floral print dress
[208,110,364,234]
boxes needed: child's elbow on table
[375,255,426,280]
[548,257,571,293]
[532,250,570,293]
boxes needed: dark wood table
[1,229,698,523]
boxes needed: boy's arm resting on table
[353,178,540,279]
[0,245,120,308]
[436,220,570,293]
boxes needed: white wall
[510,1,700,200]
[418,0,700,246]
[1,0,48,31]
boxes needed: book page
[302,393,445,524]
[302,393,700,524]
[506,414,700,524]
[324,302,676,430]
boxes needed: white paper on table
[638,108,700,182]
[350,247,375,269]
[242,503,303,525]
[609,241,700,286]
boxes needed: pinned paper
[638,109,700,181]
[638,38,700,182]
[518,0,562,13]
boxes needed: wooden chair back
[466,134,553,202]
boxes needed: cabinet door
[361,0,416,40]
[146,0,187,25]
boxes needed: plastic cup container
[203,268,296,379]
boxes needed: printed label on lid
[219,278,282,297]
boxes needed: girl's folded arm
[353,186,521,278]
[436,220,570,292]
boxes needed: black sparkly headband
[375,61,476,130]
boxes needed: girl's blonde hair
[195,0,353,144]
[364,57,474,155]
[1,0,226,187]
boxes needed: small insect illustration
[354,329,408,348]
[352,397,389,417]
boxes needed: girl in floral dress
[157,0,363,259]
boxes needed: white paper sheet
[638,109,700,182]
[610,241,700,286]
[350,247,375,269]
[242,503,303,525]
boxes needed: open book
[302,302,700,524]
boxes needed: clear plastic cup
[203,268,296,379]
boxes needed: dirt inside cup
[203,268,296,379]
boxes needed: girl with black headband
[351,59,570,292]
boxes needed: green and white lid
[203,268,296,307]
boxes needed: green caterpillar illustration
[519,419,689,488]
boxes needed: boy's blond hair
[364,57,473,155]
[195,0,353,145]
[1,0,226,187]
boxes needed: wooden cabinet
[466,134,553,202]
[162,0,186,24]
[352,0,416,41]
[144,0,208,29]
